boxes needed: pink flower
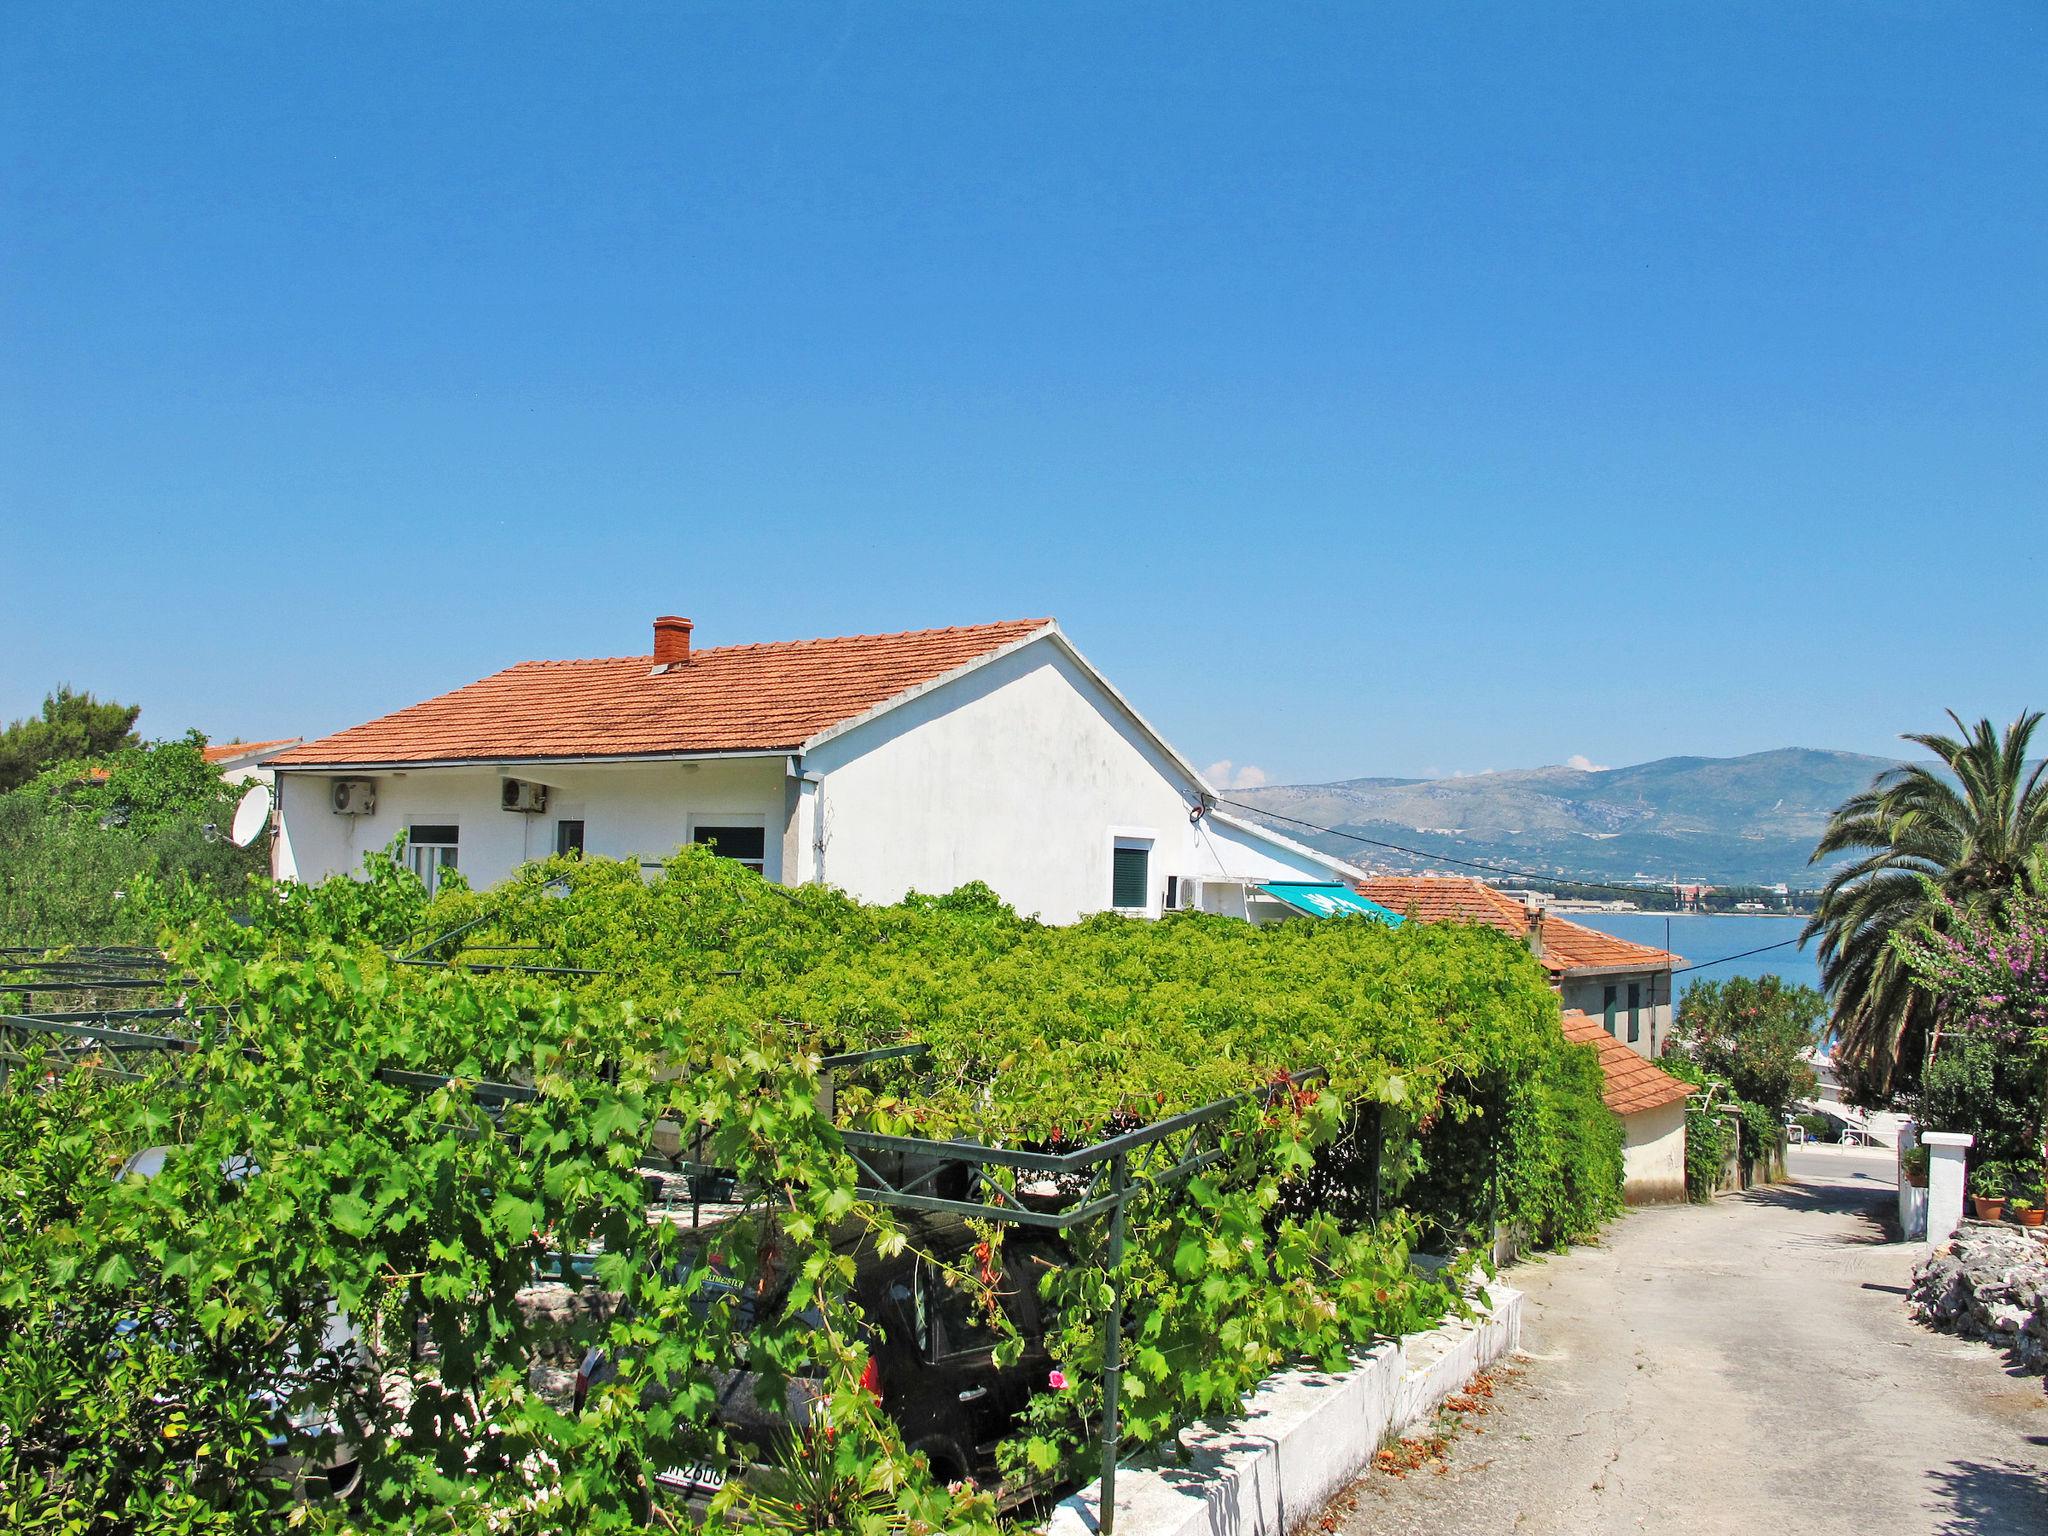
[1048,1370,1069,1390]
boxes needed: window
[405,824,458,895]
[926,1264,999,1359]
[1111,843,1150,910]
[554,819,585,858]
[1164,874,1180,910]
[1602,984,1618,1036]
[693,824,766,874]
[1627,982,1642,1043]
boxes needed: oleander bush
[0,845,1622,1533]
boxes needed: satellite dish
[230,782,273,847]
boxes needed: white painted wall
[1621,1100,1689,1205]
[273,634,1348,922]
[1047,1282,1524,1536]
[802,638,1343,923]
[274,757,789,888]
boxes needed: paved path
[1327,1146,2048,1535]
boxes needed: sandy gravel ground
[1323,1146,2048,1536]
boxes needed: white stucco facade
[274,756,790,889]
[1620,1099,1689,1205]
[273,630,1357,922]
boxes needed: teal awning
[1256,883,1405,924]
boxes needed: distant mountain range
[1229,749,1905,890]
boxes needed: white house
[1562,1010,1695,1204]
[269,616,1364,924]
[203,738,302,786]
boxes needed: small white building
[203,738,302,787]
[269,616,1364,924]
[1562,1010,1695,1204]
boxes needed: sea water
[1567,912,1820,996]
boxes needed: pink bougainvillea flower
[1048,1369,1069,1390]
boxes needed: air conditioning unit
[331,779,377,816]
[1174,876,1202,911]
[501,778,548,814]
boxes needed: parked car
[576,1216,1063,1508]
[114,1145,368,1499]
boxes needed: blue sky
[4,3,2044,786]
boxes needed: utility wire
[1217,798,1717,903]
[1668,937,1808,977]
[1216,797,1819,973]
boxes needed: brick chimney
[1525,899,1547,964]
[652,615,693,668]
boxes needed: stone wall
[1908,1224,2048,1371]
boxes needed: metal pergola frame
[0,946,1334,1533]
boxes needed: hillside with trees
[1232,748,1905,889]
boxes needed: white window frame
[403,819,460,896]
[1108,827,1157,916]
[687,812,772,877]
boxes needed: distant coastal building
[1353,875,1682,1058]
[267,615,1363,924]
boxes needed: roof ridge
[679,618,1051,660]
[503,618,1054,671]
[270,617,1060,768]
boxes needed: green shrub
[1910,1034,2047,1170]
[1667,975,1821,1125]
[0,736,262,946]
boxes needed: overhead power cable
[1215,797,1818,970]
[1668,937,1808,976]
[1216,798,1716,902]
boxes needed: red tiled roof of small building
[272,620,1055,767]
[1561,1009,1696,1115]
[1350,875,1679,974]
[202,738,299,764]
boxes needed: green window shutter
[1627,982,1642,1043]
[1111,845,1150,909]
[1603,985,1617,1035]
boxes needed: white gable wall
[803,637,1340,923]
[1621,1100,1689,1205]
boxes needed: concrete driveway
[1327,1145,2048,1535]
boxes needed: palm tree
[1807,711,2048,1101]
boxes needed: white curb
[1045,1282,1524,1536]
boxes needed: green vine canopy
[0,844,1620,1534]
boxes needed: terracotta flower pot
[2015,1206,2045,1228]
[1972,1195,2007,1221]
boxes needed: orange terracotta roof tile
[203,738,299,764]
[1561,1010,1696,1115]
[1351,875,1679,974]
[273,620,1054,768]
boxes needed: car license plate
[656,1463,726,1494]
